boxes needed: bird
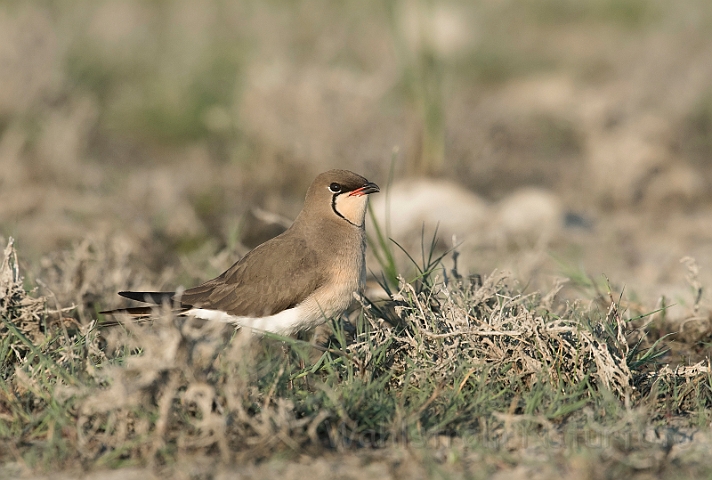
[101,169,380,335]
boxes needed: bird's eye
[329,183,342,193]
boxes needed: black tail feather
[98,305,192,327]
[118,291,176,305]
[98,306,157,317]
[98,290,192,327]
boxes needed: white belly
[186,304,313,335]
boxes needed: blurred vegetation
[2,0,712,263]
[0,0,694,167]
[681,93,712,166]
[64,2,245,149]
[525,0,656,27]
[0,0,711,289]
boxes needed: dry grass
[2,236,712,479]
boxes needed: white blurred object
[398,1,474,58]
[494,188,563,246]
[368,179,490,244]
[369,179,562,248]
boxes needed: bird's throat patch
[333,193,368,227]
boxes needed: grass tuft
[1,237,712,476]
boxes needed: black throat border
[331,193,361,227]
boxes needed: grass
[2,236,712,478]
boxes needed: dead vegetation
[1,236,712,479]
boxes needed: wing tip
[117,291,176,304]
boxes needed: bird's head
[300,169,380,228]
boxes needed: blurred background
[1,0,712,309]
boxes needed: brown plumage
[101,169,379,334]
